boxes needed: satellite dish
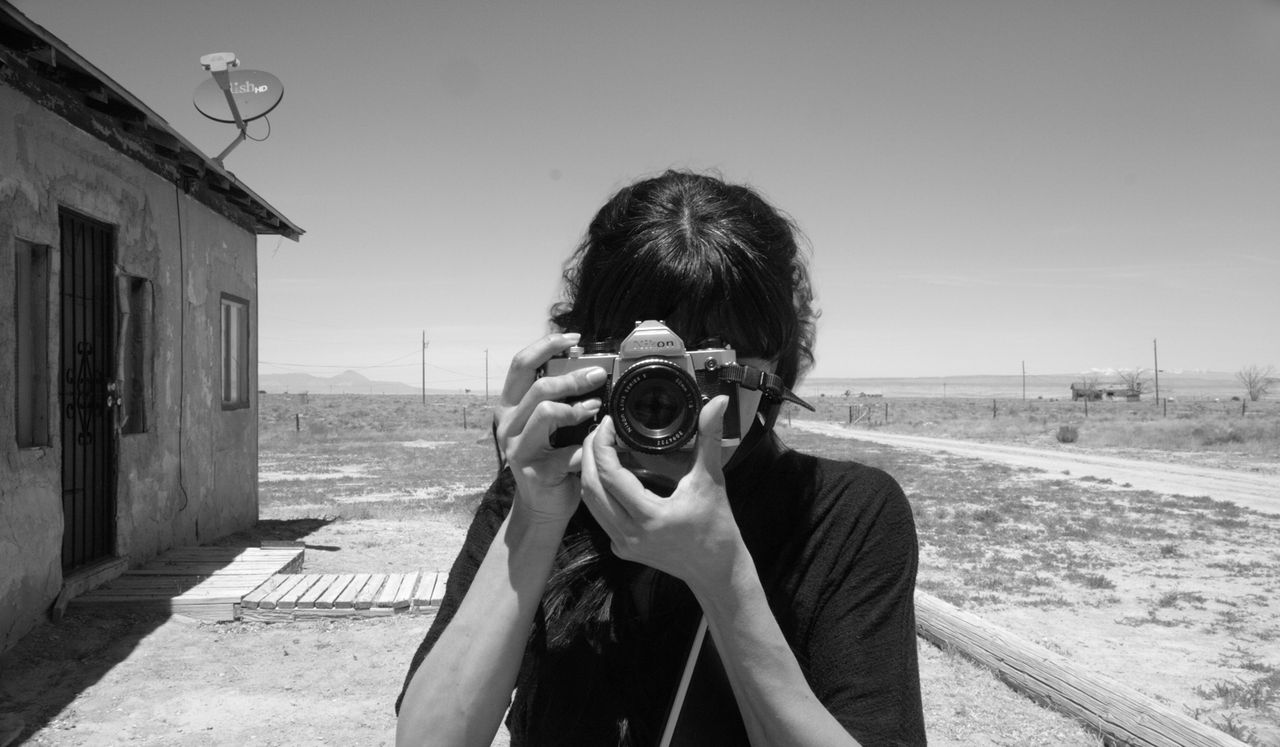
[193,70,284,123]
[193,52,285,165]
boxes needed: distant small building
[1,3,302,653]
[1070,382,1140,402]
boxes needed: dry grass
[258,393,498,521]
[777,412,1280,746]
[789,395,1280,463]
[257,392,1280,745]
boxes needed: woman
[396,171,925,746]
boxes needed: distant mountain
[258,370,423,395]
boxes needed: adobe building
[0,3,302,651]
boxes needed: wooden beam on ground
[412,572,441,608]
[65,546,302,621]
[51,557,128,621]
[334,573,372,609]
[316,574,355,609]
[374,573,409,609]
[914,591,1246,747]
[354,575,384,610]
[393,572,420,608]
[259,574,310,610]
[242,575,290,609]
[428,572,448,606]
[295,574,337,609]
[412,571,449,611]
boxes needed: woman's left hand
[584,397,866,747]
[580,396,748,592]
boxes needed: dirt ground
[800,424,1280,746]
[6,421,1276,745]
[1,511,1104,747]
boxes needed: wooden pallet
[68,546,305,622]
[239,570,449,621]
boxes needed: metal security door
[59,209,118,571]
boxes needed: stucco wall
[0,83,259,652]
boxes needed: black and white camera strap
[718,364,815,411]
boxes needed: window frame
[14,240,52,447]
[220,293,251,410]
[118,274,153,433]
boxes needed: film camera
[540,320,742,454]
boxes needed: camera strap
[718,364,815,411]
[659,614,709,747]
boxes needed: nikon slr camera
[539,320,742,454]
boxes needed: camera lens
[625,378,684,433]
[609,359,700,453]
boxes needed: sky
[13,0,1280,391]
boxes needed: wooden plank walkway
[68,546,305,622]
[240,570,449,621]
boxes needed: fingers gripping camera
[539,320,813,454]
[539,320,738,454]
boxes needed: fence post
[992,399,997,419]
[462,407,468,429]
[295,414,300,432]
[885,402,889,424]
[848,405,853,425]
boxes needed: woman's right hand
[398,332,604,746]
[494,332,607,524]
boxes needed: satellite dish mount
[194,52,285,165]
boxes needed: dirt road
[791,423,1280,514]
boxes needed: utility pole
[484,349,489,403]
[1022,361,1026,401]
[1153,338,1160,405]
[422,332,429,406]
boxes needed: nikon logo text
[635,340,676,350]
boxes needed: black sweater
[398,435,926,746]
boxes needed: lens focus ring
[609,358,701,454]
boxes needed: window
[220,294,250,409]
[15,241,51,447]
[118,275,153,433]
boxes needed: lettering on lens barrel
[539,320,741,454]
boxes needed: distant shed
[0,1,302,652]
[1070,382,1140,402]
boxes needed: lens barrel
[609,358,701,453]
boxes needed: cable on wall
[173,183,190,517]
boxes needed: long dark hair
[508,170,818,743]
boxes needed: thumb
[693,395,731,479]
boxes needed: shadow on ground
[0,517,336,744]
[0,609,169,744]
[212,517,340,552]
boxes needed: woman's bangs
[653,269,788,361]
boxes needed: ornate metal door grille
[59,209,117,571]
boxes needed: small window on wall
[118,275,153,433]
[220,294,250,410]
[15,241,51,446]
